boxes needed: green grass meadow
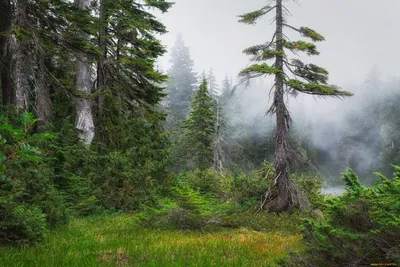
[0,214,301,266]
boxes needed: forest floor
[0,214,302,267]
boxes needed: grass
[0,214,302,266]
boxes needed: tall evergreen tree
[238,0,352,212]
[1,0,173,208]
[212,75,231,173]
[207,68,220,98]
[184,78,216,170]
[74,0,95,145]
[381,88,400,176]
[165,34,197,128]
[14,0,30,111]
[0,0,13,106]
[338,69,383,182]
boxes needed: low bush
[136,166,319,233]
[0,114,67,245]
[0,184,47,245]
[136,185,233,231]
[282,166,400,266]
[224,209,302,235]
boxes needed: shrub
[179,167,270,209]
[136,185,233,231]
[224,209,302,235]
[293,172,324,209]
[184,169,224,196]
[137,167,309,233]
[0,114,67,245]
[282,166,400,266]
[0,196,47,245]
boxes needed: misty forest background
[0,0,399,266]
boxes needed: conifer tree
[207,68,220,99]
[165,34,197,128]
[184,78,216,170]
[238,0,352,212]
[91,0,172,147]
[14,0,30,111]
[0,0,13,106]
[74,0,95,145]
[381,91,400,176]
[338,70,383,181]
[212,75,232,173]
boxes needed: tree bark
[97,0,107,111]
[35,56,52,125]
[74,0,95,145]
[0,0,14,106]
[15,0,29,111]
[262,0,307,212]
[213,98,224,173]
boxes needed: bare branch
[282,5,293,17]
[230,73,263,95]
[283,23,300,32]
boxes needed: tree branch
[283,23,300,32]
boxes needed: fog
[154,1,400,185]
[156,0,400,85]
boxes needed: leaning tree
[238,0,352,212]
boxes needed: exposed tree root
[257,163,309,213]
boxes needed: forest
[0,0,399,266]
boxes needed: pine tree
[212,74,233,173]
[207,68,220,99]
[381,90,400,177]
[91,0,172,147]
[0,0,13,106]
[14,0,30,111]
[74,0,94,145]
[238,0,352,212]
[165,34,197,128]
[338,70,383,182]
[184,78,216,170]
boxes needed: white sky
[155,0,400,87]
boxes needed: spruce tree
[0,0,13,106]
[74,0,94,145]
[212,75,233,173]
[165,34,197,128]
[184,78,216,170]
[338,70,383,182]
[381,91,400,176]
[207,68,220,99]
[238,0,352,212]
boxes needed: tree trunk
[262,0,307,212]
[35,56,52,125]
[0,0,14,106]
[74,0,95,145]
[213,98,224,173]
[97,0,107,111]
[15,0,29,111]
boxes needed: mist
[154,0,400,186]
